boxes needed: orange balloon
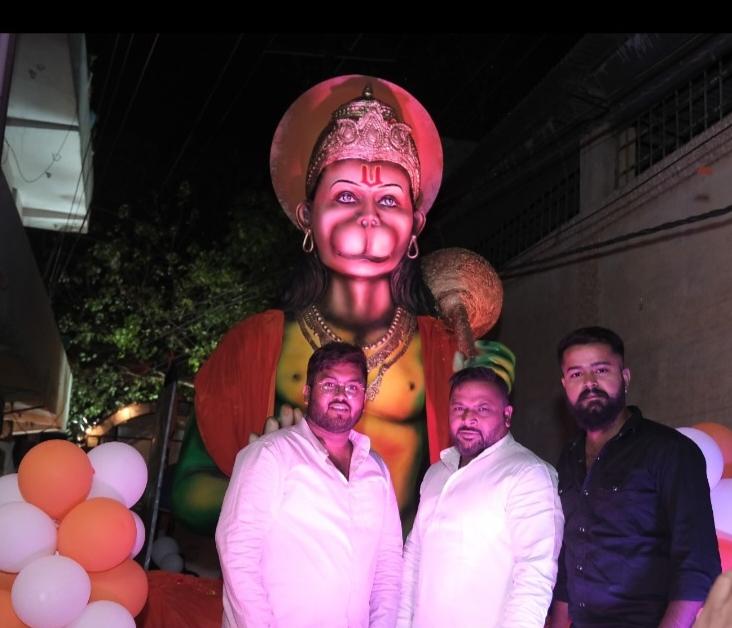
[90,558,149,617]
[694,422,732,478]
[58,498,136,572]
[18,440,93,520]
[0,571,16,592]
[0,590,27,627]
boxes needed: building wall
[0,171,71,430]
[500,115,732,465]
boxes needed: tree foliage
[50,183,299,436]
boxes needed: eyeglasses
[317,381,365,398]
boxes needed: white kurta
[216,419,403,628]
[398,433,564,628]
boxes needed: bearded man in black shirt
[549,326,721,628]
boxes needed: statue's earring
[407,235,419,259]
[302,229,314,254]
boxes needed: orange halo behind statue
[270,74,444,221]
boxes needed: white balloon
[87,442,148,508]
[151,535,180,566]
[0,501,57,572]
[677,427,724,490]
[67,600,135,628]
[86,478,126,504]
[11,555,90,628]
[159,552,184,573]
[711,478,732,535]
[130,511,146,558]
[0,474,24,508]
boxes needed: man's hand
[694,572,732,628]
[248,404,304,443]
[547,601,571,628]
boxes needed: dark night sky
[84,33,583,223]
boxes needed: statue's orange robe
[195,309,456,476]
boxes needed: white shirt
[398,433,564,628]
[216,418,403,628]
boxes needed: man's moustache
[579,389,608,401]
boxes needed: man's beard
[453,428,487,460]
[567,387,626,431]
[307,400,358,433]
[452,424,508,460]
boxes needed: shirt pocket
[594,469,658,536]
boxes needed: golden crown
[305,84,421,201]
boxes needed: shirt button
[612,485,619,492]
[579,602,587,609]
[578,526,586,534]
[582,489,590,496]
[576,564,584,572]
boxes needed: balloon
[159,553,184,573]
[58,498,135,572]
[17,440,92,520]
[711,478,732,535]
[151,536,179,566]
[676,427,724,490]
[0,571,16,592]
[0,474,24,508]
[67,600,135,628]
[718,532,732,573]
[0,502,57,572]
[86,479,125,504]
[11,555,90,628]
[0,590,26,628]
[87,443,148,508]
[130,511,145,559]
[89,558,149,617]
[694,422,732,478]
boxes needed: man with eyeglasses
[216,341,402,628]
[398,365,564,628]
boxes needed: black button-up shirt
[554,406,721,627]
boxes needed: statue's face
[298,159,424,279]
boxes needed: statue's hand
[248,404,304,443]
